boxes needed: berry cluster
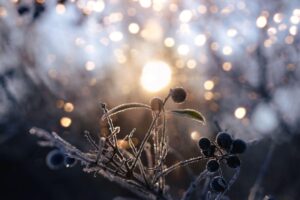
[46,149,77,170]
[198,132,247,193]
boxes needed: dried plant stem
[30,127,170,200]
[145,143,153,169]
[248,142,276,200]
[131,113,160,171]
[131,93,171,172]
[154,156,204,183]
[216,167,240,200]
[29,90,211,200]
[181,170,208,200]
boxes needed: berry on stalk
[46,149,65,170]
[226,155,241,168]
[210,176,227,192]
[230,139,247,154]
[216,132,232,150]
[206,159,220,172]
[150,97,164,112]
[170,87,187,103]
[198,137,211,150]
[202,145,216,157]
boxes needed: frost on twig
[29,88,245,200]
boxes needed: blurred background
[0,0,300,199]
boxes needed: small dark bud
[170,87,187,103]
[150,97,164,112]
[198,137,211,150]
[33,3,46,20]
[202,145,216,157]
[216,132,232,150]
[58,0,67,4]
[18,6,30,16]
[210,176,227,192]
[206,159,219,172]
[64,156,77,168]
[46,149,65,170]
[230,139,247,154]
[226,155,241,168]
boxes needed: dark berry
[226,155,240,168]
[46,149,65,170]
[206,159,219,172]
[230,139,247,154]
[170,87,187,103]
[33,2,46,20]
[150,97,164,112]
[64,156,77,168]
[216,132,232,150]
[210,176,227,192]
[18,5,30,16]
[58,0,67,4]
[202,145,216,157]
[198,137,211,150]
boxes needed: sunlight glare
[141,61,172,92]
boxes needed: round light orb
[140,61,172,92]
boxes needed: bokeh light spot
[141,61,172,92]
[60,117,72,128]
[234,107,247,119]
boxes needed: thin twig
[131,93,171,171]
[248,142,276,200]
[216,167,240,200]
[154,156,204,183]
[181,170,209,200]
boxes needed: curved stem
[248,142,276,200]
[131,93,171,171]
[181,170,208,200]
[154,156,204,183]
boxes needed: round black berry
[226,155,240,168]
[210,176,227,192]
[198,137,211,150]
[46,149,65,170]
[216,132,232,150]
[33,3,46,20]
[230,139,247,154]
[64,156,77,168]
[206,159,219,172]
[202,145,216,157]
[150,97,164,112]
[170,87,187,103]
[18,5,30,16]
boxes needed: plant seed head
[150,97,164,112]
